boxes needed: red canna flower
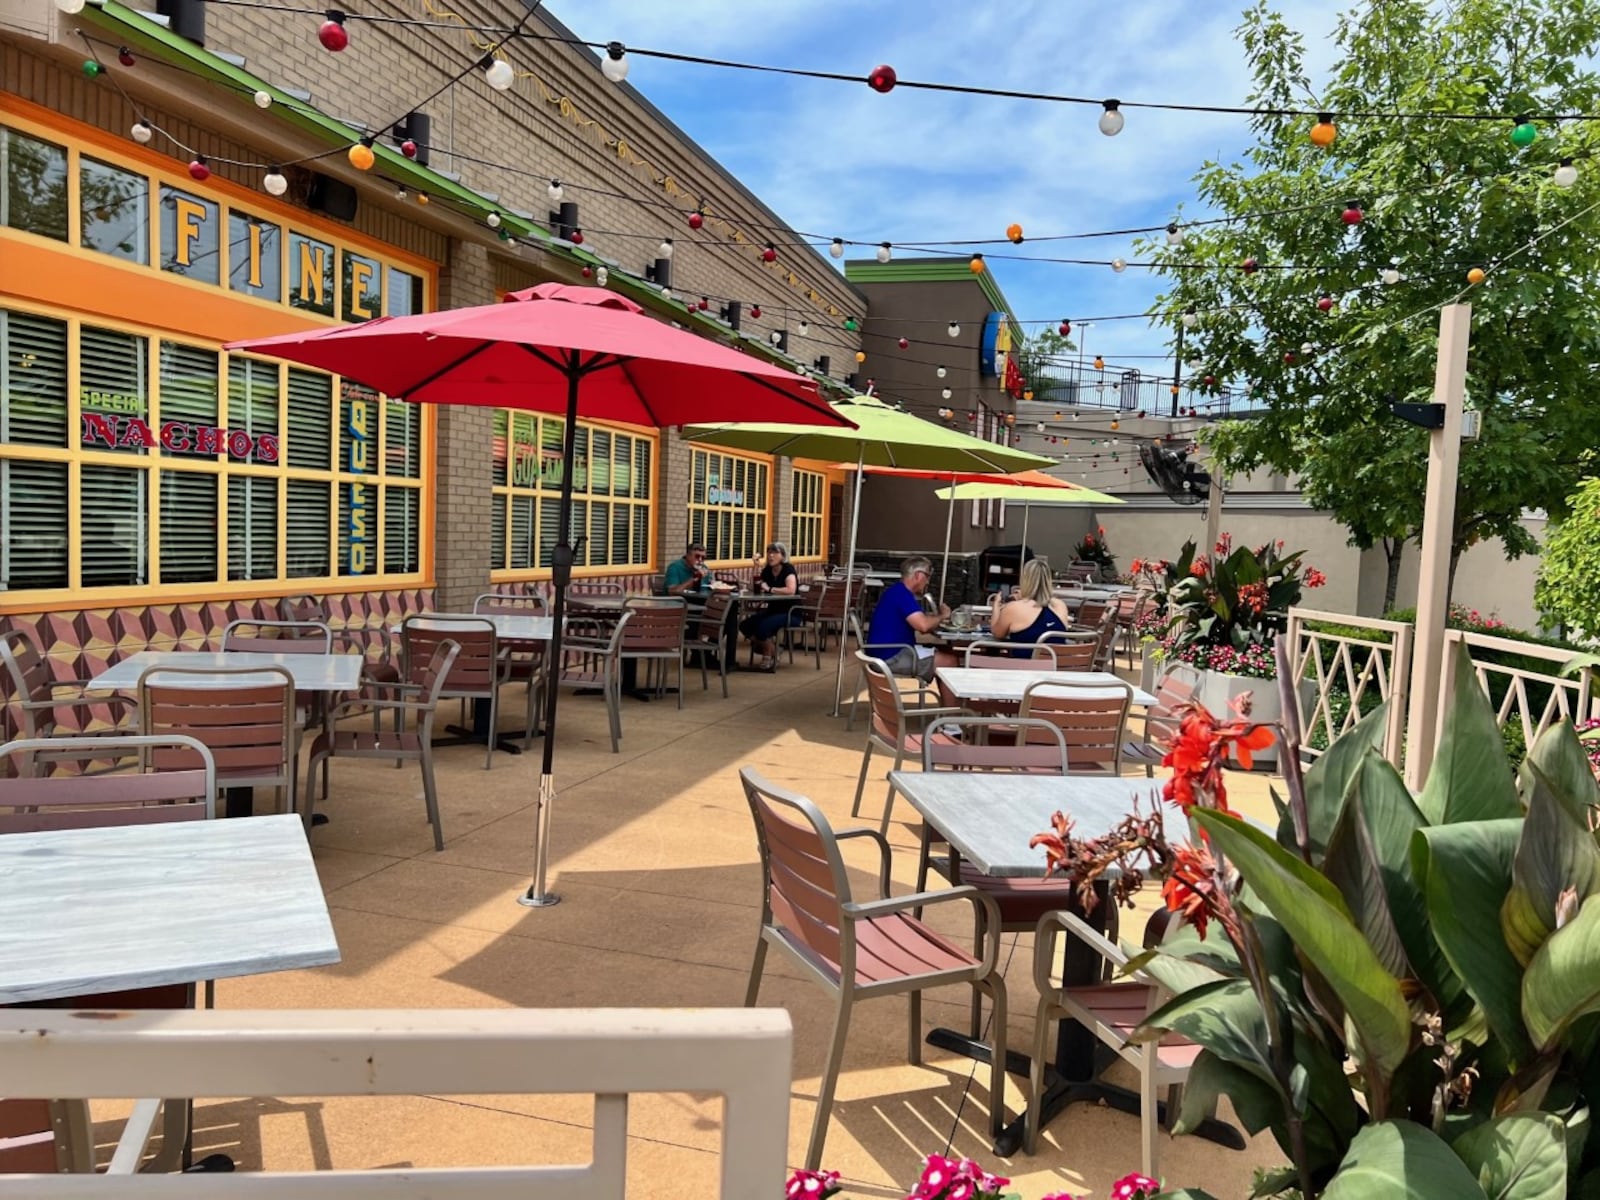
[1304,567,1327,588]
[1161,842,1218,938]
[1190,558,1208,577]
[1161,695,1276,813]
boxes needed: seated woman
[739,542,802,671]
[989,557,1072,655]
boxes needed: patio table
[394,613,553,751]
[936,667,1157,708]
[0,814,339,1005]
[885,771,1242,1158]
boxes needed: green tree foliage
[1535,476,1600,637]
[1145,0,1600,607]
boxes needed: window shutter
[159,342,219,458]
[0,460,68,590]
[490,493,507,571]
[285,478,330,577]
[80,325,149,454]
[228,475,277,581]
[382,485,419,574]
[158,470,218,583]
[1,309,68,446]
[81,465,147,586]
[286,368,332,469]
[513,494,537,570]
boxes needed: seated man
[865,555,949,683]
[664,542,711,599]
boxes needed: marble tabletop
[936,667,1157,707]
[0,814,340,1004]
[90,650,365,693]
[396,612,554,642]
[886,772,1164,877]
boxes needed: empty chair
[843,611,918,732]
[1124,662,1202,776]
[684,592,736,698]
[473,594,548,733]
[568,581,625,598]
[741,767,1008,1170]
[473,592,547,614]
[542,611,634,753]
[961,639,1056,669]
[139,666,296,817]
[1090,605,1121,672]
[401,616,506,769]
[850,653,962,833]
[219,619,332,654]
[1036,630,1100,672]
[1075,598,1109,628]
[1019,679,1134,776]
[304,640,460,851]
[0,734,216,832]
[1027,910,1201,1176]
[620,597,687,707]
[785,582,840,667]
[1110,591,1151,670]
[0,629,137,762]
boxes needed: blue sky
[549,0,1344,368]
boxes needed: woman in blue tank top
[989,558,1073,656]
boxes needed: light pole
[1074,323,1091,404]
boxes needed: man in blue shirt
[865,555,949,682]
[664,542,710,597]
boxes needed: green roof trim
[843,257,1021,343]
[83,0,550,243]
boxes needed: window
[0,304,428,601]
[159,185,220,285]
[80,156,148,264]
[790,469,825,560]
[689,448,770,564]
[490,411,654,576]
[0,127,67,241]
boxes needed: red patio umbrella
[228,283,849,908]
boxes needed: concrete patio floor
[120,656,1286,1196]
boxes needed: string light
[761,243,777,262]
[687,209,703,230]
[942,388,953,400]
[486,211,501,228]
[130,120,153,144]
[601,42,629,83]
[936,366,947,378]
[596,265,609,285]
[1181,308,1198,328]
[1317,294,1334,311]
[55,0,85,13]
[318,10,349,52]
[1059,320,1071,336]
[1310,114,1336,146]
[867,64,897,94]
[483,56,515,90]
[658,238,673,258]
[751,305,762,319]
[969,253,985,273]
[947,321,961,337]
[1098,100,1125,136]
[1381,267,1403,284]
[81,59,102,78]
[830,238,845,258]
[347,138,375,170]
[876,242,892,263]
[1007,223,1024,243]
[1165,222,1184,245]
[1111,257,1127,272]
[1341,200,1363,225]
[188,156,210,181]
[798,320,810,336]
[117,46,135,67]
[1510,116,1537,147]
[1555,159,1579,187]
[1467,266,1486,284]
[263,167,288,195]
[253,89,273,108]
[855,351,866,363]
[1242,257,1260,273]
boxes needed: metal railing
[1285,608,1412,768]
[0,1008,793,1198]
[1440,628,1595,749]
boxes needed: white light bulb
[1098,102,1125,136]
[876,242,892,263]
[797,320,809,336]
[936,366,947,378]
[55,0,86,14]
[486,212,501,228]
[1111,257,1128,273]
[130,120,153,144]
[1300,342,1314,355]
[601,43,629,83]
[659,238,673,258]
[547,179,564,204]
[829,238,844,258]
[1554,160,1579,188]
[484,58,515,90]
[263,169,288,196]
[942,388,952,400]
[1166,224,1184,245]
[660,287,673,301]
[947,322,960,337]
[595,266,609,286]
[1381,267,1402,285]
[770,330,783,346]
[1182,311,1198,329]
[252,89,273,109]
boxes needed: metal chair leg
[421,748,444,852]
[877,746,905,835]
[850,742,874,818]
[1024,995,1054,1155]
[744,937,768,1007]
[985,976,1008,1137]
[806,993,853,1172]
[908,989,922,1066]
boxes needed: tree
[1011,327,1077,399]
[1144,0,1600,609]
[1534,475,1600,637]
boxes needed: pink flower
[1110,1171,1163,1199]
[1304,567,1327,588]
[787,1168,841,1198]
[1040,1194,1085,1200]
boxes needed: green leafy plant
[1162,537,1322,663]
[1537,477,1600,640]
[1074,526,1117,578]
[1134,641,1600,1198]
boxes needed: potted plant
[1130,641,1600,1198]
[1073,526,1118,582]
[1148,538,1324,760]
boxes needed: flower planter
[1191,669,1313,768]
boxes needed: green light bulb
[1511,119,1537,148]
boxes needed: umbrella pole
[1021,503,1031,565]
[937,472,956,608]
[830,447,866,716]
[519,359,582,908]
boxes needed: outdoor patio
[101,658,1281,1198]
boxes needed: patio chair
[221,618,336,794]
[0,734,216,832]
[1075,598,1109,629]
[620,597,687,707]
[960,639,1055,669]
[851,653,963,833]
[0,628,137,770]
[1026,910,1201,1175]
[740,767,1008,1170]
[1090,606,1121,672]
[303,640,460,852]
[569,581,625,598]
[786,581,843,667]
[539,611,634,753]
[1111,591,1151,670]
[1036,629,1100,672]
[473,592,547,614]
[473,594,548,728]
[684,591,736,698]
[842,612,917,731]
[401,616,508,770]
[1124,662,1202,777]
[138,665,297,817]
[1019,679,1134,776]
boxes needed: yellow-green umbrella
[933,479,1122,599]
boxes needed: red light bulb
[117,46,135,67]
[400,139,417,159]
[187,157,210,181]
[761,244,777,263]
[1283,351,1297,365]
[581,266,592,278]
[687,211,703,230]
[318,12,348,51]
[568,229,583,245]
[867,64,897,94]
[1317,294,1334,312]
[897,337,908,349]
[1242,257,1259,274]
[750,305,761,319]
[1058,321,1071,336]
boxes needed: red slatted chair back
[473,592,547,615]
[138,667,293,784]
[742,770,850,972]
[859,654,908,744]
[402,617,497,698]
[0,735,217,833]
[1019,681,1133,774]
[1035,634,1099,672]
[620,599,687,653]
[220,620,333,654]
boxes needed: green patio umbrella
[684,396,1053,711]
[935,477,1123,589]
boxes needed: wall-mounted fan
[1139,443,1211,505]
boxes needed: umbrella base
[516,890,561,908]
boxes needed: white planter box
[1192,669,1313,768]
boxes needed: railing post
[1388,622,1412,773]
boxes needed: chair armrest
[25,692,136,713]
[903,704,966,725]
[846,885,1003,975]
[1033,909,1130,995]
[835,827,892,899]
[106,1097,164,1175]
[324,696,419,723]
